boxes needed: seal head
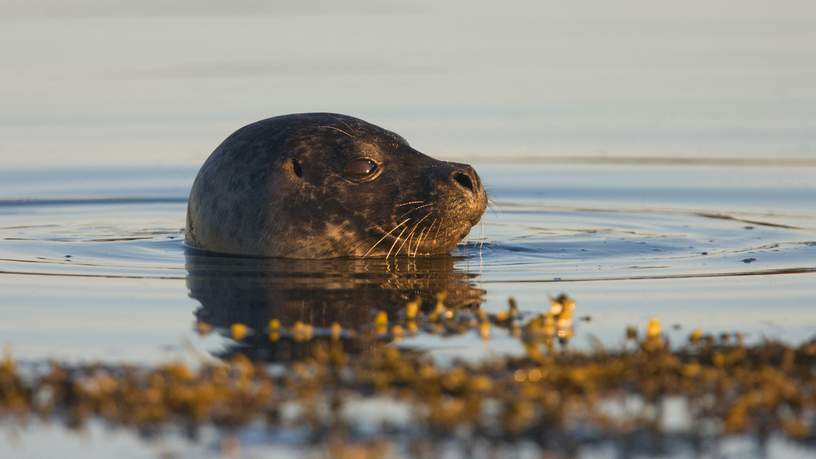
[186,113,487,258]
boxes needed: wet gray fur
[186,113,487,258]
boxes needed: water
[1,161,814,363]
[2,1,816,457]
[1,161,815,456]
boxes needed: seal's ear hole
[288,158,303,178]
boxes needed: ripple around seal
[0,197,814,283]
[1,162,815,364]
[0,162,814,282]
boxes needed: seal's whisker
[396,219,421,257]
[486,197,501,216]
[394,200,425,208]
[410,227,424,257]
[426,218,439,245]
[479,219,486,255]
[397,203,433,220]
[424,218,439,248]
[413,218,436,257]
[318,125,354,139]
[420,223,434,254]
[336,117,356,133]
[385,224,411,260]
[363,218,410,258]
[434,217,445,242]
[413,213,433,257]
[394,217,422,257]
[413,224,430,257]
[404,212,433,258]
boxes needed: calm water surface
[2,2,816,457]
[1,160,814,361]
[1,160,815,458]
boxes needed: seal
[185,113,487,258]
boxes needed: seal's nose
[450,166,481,196]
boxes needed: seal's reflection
[185,253,484,361]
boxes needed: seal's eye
[344,158,380,182]
[290,158,303,178]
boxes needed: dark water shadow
[185,252,485,361]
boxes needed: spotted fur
[186,113,487,258]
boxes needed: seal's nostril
[452,172,475,194]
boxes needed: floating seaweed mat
[1,295,815,451]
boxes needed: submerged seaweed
[1,294,815,457]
